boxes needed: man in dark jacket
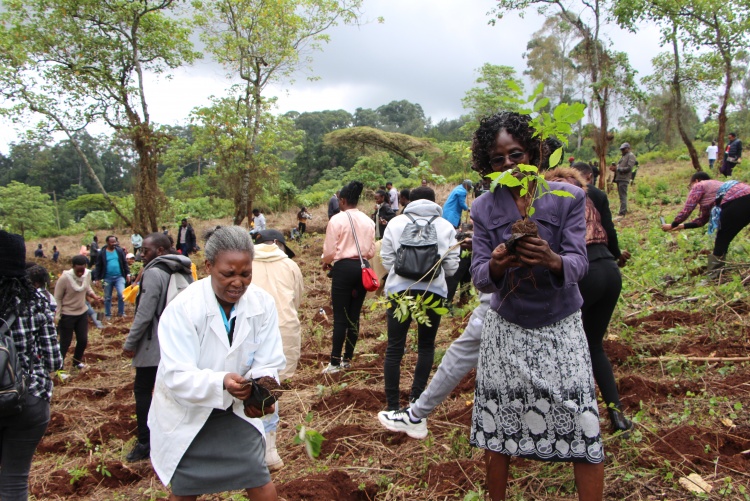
[721,132,743,177]
[176,218,197,256]
[614,142,637,216]
[328,191,340,219]
[122,233,193,462]
[373,189,396,239]
[92,235,130,320]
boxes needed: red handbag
[346,212,380,292]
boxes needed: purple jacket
[470,183,588,329]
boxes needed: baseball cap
[619,143,631,150]
[126,253,135,259]
[255,229,295,259]
[463,179,474,188]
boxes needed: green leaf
[528,206,536,217]
[548,147,563,168]
[549,189,575,198]
[432,307,449,315]
[533,97,549,111]
[518,164,538,173]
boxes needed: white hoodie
[380,199,460,298]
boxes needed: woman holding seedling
[469,112,603,500]
[149,226,284,501]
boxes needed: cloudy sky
[0,0,664,153]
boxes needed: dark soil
[277,470,378,501]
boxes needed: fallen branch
[642,356,750,362]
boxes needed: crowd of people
[1,113,746,500]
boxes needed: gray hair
[204,226,254,264]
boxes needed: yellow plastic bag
[123,284,139,304]
[191,262,198,281]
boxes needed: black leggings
[714,194,750,257]
[384,292,444,410]
[58,313,88,365]
[578,255,623,409]
[329,259,366,365]
[133,366,158,445]
[298,222,307,234]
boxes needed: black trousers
[329,259,366,365]
[445,255,472,304]
[133,366,158,445]
[714,194,750,257]
[58,313,88,365]
[578,256,623,409]
[384,292,444,410]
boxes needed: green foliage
[0,181,57,237]
[462,64,525,131]
[294,423,325,459]
[383,293,449,327]
[487,84,584,218]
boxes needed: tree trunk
[716,65,732,162]
[234,167,252,226]
[131,124,162,235]
[670,30,702,171]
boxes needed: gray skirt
[170,408,270,496]
[470,310,603,464]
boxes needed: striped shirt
[4,296,63,401]
[673,180,750,227]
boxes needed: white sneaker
[58,373,70,381]
[74,363,87,370]
[321,363,341,374]
[377,408,428,439]
[265,430,284,471]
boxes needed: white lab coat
[148,277,286,485]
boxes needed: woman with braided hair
[0,230,63,500]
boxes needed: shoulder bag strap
[345,211,366,270]
[0,314,18,336]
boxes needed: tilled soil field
[25,211,750,500]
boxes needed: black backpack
[394,214,441,281]
[0,314,28,417]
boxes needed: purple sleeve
[469,197,502,294]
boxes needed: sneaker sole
[377,413,428,440]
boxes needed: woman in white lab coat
[149,226,285,501]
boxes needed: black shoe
[126,442,150,462]
[608,408,633,438]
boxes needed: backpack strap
[0,314,17,336]
[345,211,366,270]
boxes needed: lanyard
[219,305,237,345]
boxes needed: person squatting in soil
[54,255,103,370]
[122,233,193,463]
[252,229,304,471]
[379,186,460,411]
[661,171,750,279]
[547,164,633,435]
[0,230,63,501]
[149,226,284,501]
[468,111,603,500]
[321,181,375,374]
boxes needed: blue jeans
[103,275,126,317]
[0,395,50,501]
[262,404,280,433]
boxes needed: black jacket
[177,224,197,251]
[373,204,396,238]
[92,246,130,281]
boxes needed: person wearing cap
[442,179,473,229]
[614,142,637,216]
[0,231,63,500]
[251,229,303,471]
[126,253,136,266]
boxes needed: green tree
[193,0,363,225]
[0,0,198,233]
[461,64,525,130]
[375,100,429,136]
[290,109,356,187]
[614,0,750,156]
[0,181,56,237]
[324,127,442,167]
[523,16,582,108]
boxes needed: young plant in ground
[294,412,325,459]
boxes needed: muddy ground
[24,206,750,500]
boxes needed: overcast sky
[0,0,664,154]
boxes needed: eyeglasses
[489,151,526,167]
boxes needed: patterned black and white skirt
[470,309,603,464]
